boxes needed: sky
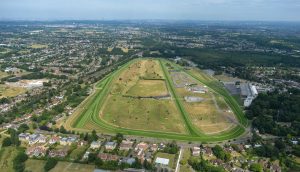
[0,0,300,21]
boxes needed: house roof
[155,157,169,165]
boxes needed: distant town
[0,21,299,172]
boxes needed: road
[175,148,183,172]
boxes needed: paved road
[175,148,183,172]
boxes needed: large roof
[155,157,169,165]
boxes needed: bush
[13,151,28,172]
[249,163,263,172]
[44,158,58,171]
[2,137,12,147]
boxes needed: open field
[125,79,168,97]
[100,59,186,133]
[50,161,95,172]
[0,72,9,79]
[64,58,247,142]
[0,84,26,98]
[25,159,46,172]
[102,95,186,133]
[30,44,48,49]
[0,146,20,172]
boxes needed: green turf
[69,58,247,142]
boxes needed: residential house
[60,136,77,146]
[210,159,223,166]
[135,142,148,152]
[49,136,60,144]
[90,141,102,149]
[28,134,40,145]
[83,151,90,159]
[136,148,145,162]
[67,136,77,145]
[119,140,133,151]
[155,157,169,167]
[60,137,68,145]
[104,141,117,150]
[150,144,158,152]
[49,148,68,158]
[158,143,165,151]
[18,133,30,141]
[202,147,213,157]
[26,146,47,157]
[78,140,88,146]
[270,164,281,172]
[122,158,136,165]
[38,135,47,143]
[244,145,251,149]
[192,147,201,156]
[98,153,119,161]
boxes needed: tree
[8,128,20,146]
[18,123,29,133]
[275,139,286,150]
[91,130,98,141]
[143,160,153,170]
[59,126,67,134]
[163,141,179,154]
[212,145,231,162]
[115,133,123,144]
[88,153,97,163]
[13,151,28,172]
[44,158,57,171]
[95,157,104,167]
[249,163,263,172]
[2,137,12,147]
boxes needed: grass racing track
[65,58,247,142]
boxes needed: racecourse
[64,58,247,142]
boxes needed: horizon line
[0,19,300,23]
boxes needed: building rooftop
[155,157,169,165]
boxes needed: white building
[155,157,169,166]
[90,141,102,149]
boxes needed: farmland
[65,58,247,142]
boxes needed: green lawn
[126,79,168,97]
[0,146,20,172]
[25,159,46,172]
[50,161,95,172]
[69,146,88,161]
[180,148,192,172]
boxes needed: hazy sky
[0,0,300,21]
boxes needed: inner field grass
[66,58,247,142]
[100,59,187,133]
[102,95,187,133]
[125,79,168,97]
